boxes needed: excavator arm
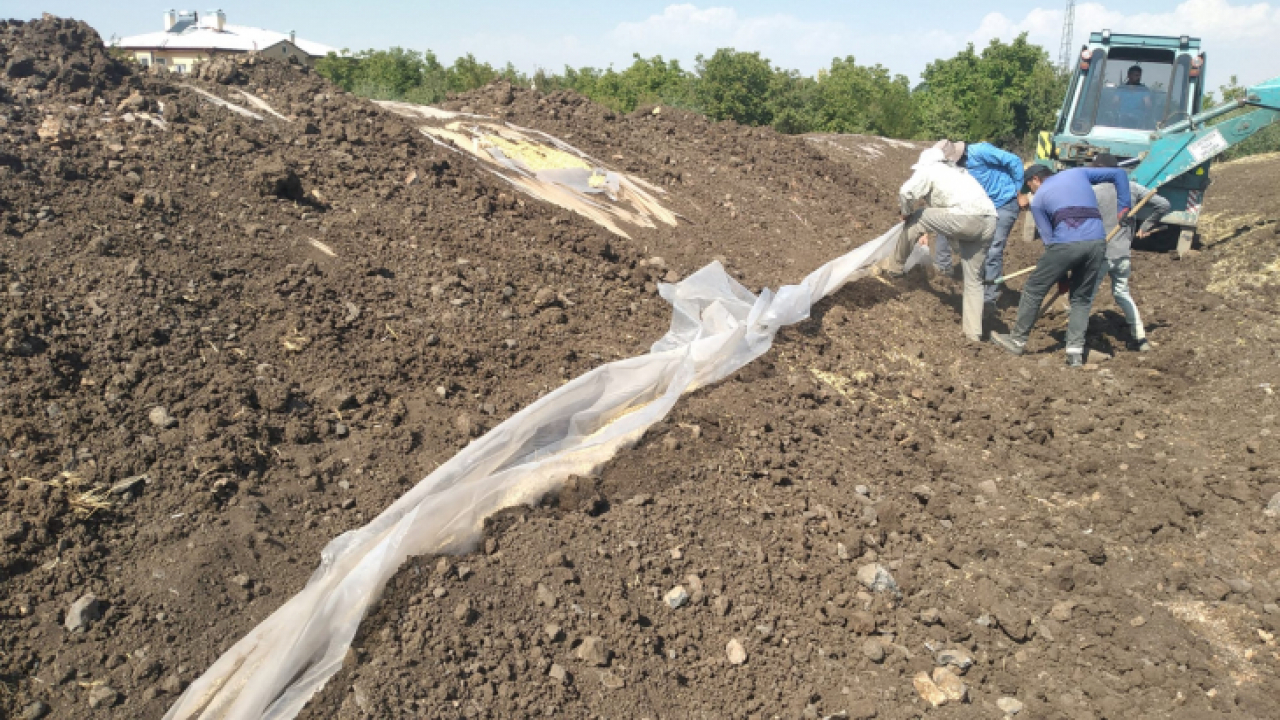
[1132,75,1280,188]
[1127,75,1280,256]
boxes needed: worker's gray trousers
[934,199,1021,304]
[891,209,997,341]
[1094,257,1146,340]
[1008,239,1107,355]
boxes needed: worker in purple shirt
[989,165,1131,367]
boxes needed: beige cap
[932,139,966,164]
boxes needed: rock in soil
[575,636,610,666]
[912,671,949,707]
[86,685,119,709]
[997,696,1025,715]
[726,638,747,665]
[64,594,102,632]
[663,585,690,609]
[856,563,898,595]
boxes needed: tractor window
[1068,47,1194,133]
[1069,48,1107,135]
[1082,47,1189,132]
[1166,55,1192,126]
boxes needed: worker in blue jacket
[989,165,1131,367]
[930,140,1026,306]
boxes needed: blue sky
[10,1,1278,86]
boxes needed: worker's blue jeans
[983,200,1022,303]
[934,199,1019,302]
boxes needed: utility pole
[1058,0,1076,72]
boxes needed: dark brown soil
[3,15,1279,720]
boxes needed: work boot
[1127,338,1152,352]
[1065,353,1084,368]
[989,333,1025,356]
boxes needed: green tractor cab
[1038,31,1210,234]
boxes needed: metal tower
[1058,0,1076,72]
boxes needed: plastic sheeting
[164,224,919,720]
[374,102,678,239]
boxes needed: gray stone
[148,406,176,429]
[664,585,690,609]
[599,670,625,689]
[935,647,974,672]
[453,599,477,625]
[855,564,898,595]
[1049,600,1075,621]
[548,663,568,683]
[535,583,557,607]
[65,594,102,632]
[920,608,942,625]
[1225,577,1254,595]
[978,479,1000,497]
[351,681,372,713]
[837,542,851,561]
[87,684,119,709]
[161,675,184,694]
[861,639,885,663]
[576,636,610,666]
[855,485,870,497]
[1265,492,1280,518]
[931,667,968,703]
[997,697,1024,715]
[22,701,51,720]
[726,638,747,665]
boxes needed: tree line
[315,34,1065,151]
[315,35,1276,157]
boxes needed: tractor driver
[1114,64,1155,128]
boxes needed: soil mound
[3,15,1279,720]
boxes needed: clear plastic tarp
[165,224,920,720]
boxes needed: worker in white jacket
[887,146,998,342]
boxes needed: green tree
[809,57,916,137]
[352,47,428,99]
[695,49,775,125]
[915,34,1065,148]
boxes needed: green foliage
[315,35,1071,148]
[695,49,775,125]
[807,57,916,137]
[914,34,1066,150]
[316,47,521,105]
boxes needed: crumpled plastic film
[164,224,907,720]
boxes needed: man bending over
[989,164,1130,367]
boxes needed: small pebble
[861,638,885,663]
[726,638,747,665]
[997,697,1024,715]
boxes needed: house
[115,9,337,73]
